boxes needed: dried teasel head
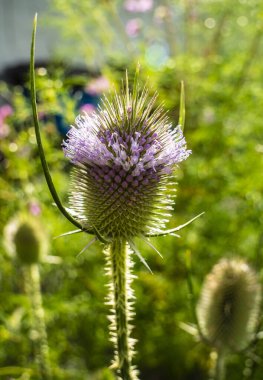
[196,258,261,352]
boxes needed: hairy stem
[24,264,51,380]
[211,350,225,380]
[105,240,138,380]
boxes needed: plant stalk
[105,239,138,380]
[213,350,226,380]
[25,264,51,380]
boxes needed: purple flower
[125,18,142,37]
[63,77,191,239]
[0,104,13,139]
[124,0,153,13]
[86,76,110,96]
[0,104,13,119]
[28,201,42,216]
[79,103,96,114]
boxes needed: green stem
[25,264,51,380]
[212,350,226,380]
[105,240,138,380]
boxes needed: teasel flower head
[196,258,261,352]
[30,16,199,380]
[4,214,47,265]
[63,74,191,241]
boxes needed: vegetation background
[0,0,263,379]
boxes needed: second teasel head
[196,258,261,352]
[4,214,47,265]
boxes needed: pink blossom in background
[0,104,13,119]
[86,76,110,96]
[125,18,142,37]
[38,111,46,120]
[0,104,13,139]
[28,201,41,216]
[124,0,153,13]
[80,103,96,114]
[0,123,10,139]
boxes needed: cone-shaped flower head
[197,258,261,352]
[4,214,47,265]
[63,75,191,239]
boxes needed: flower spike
[53,229,82,240]
[145,212,205,237]
[76,237,97,259]
[129,240,153,274]
[141,237,163,258]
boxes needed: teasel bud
[4,213,51,379]
[4,214,47,265]
[196,258,261,352]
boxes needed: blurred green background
[0,0,263,379]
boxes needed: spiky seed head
[196,258,261,352]
[4,214,47,265]
[63,75,191,240]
